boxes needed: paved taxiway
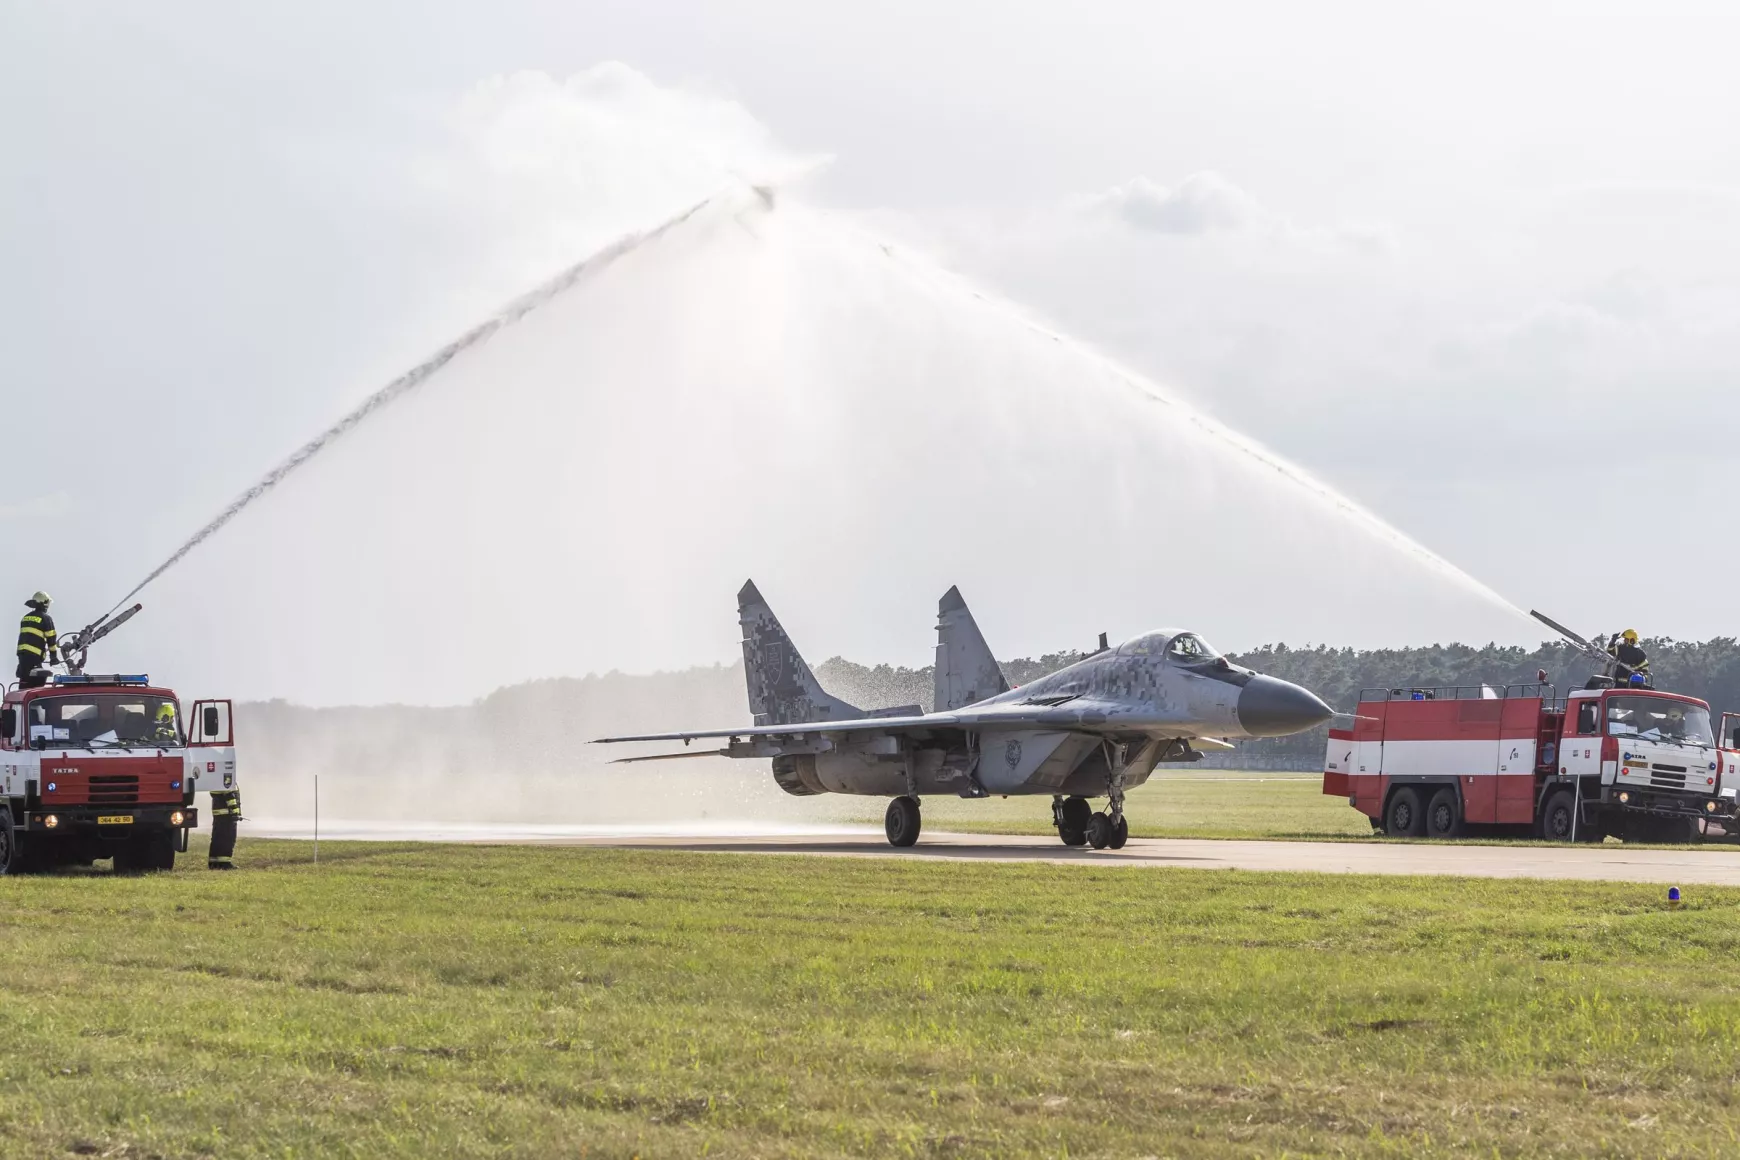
[249,821,1740,886]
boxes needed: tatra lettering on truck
[1324,682,1733,843]
[1,672,239,874]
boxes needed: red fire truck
[1323,682,1735,842]
[1,673,236,873]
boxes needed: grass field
[832,773,1375,841]
[7,840,1740,1157]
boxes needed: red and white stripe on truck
[1326,692,1550,825]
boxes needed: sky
[3,1,1738,704]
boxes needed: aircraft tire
[1056,796,1091,846]
[1108,816,1129,849]
[1086,813,1113,850]
[885,796,922,848]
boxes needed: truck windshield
[28,694,182,748]
[1605,696,1713,745]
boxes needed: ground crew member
[15,592,59,688]
[1608,629,1650,686]
[153,702,179,743]
[208,787,241,870]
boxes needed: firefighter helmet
[1622,628,1639,642]
[27,591,50,607]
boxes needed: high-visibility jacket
[16,608,57,660]
[1609,639,1650,685]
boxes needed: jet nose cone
[1236,675,1335,738]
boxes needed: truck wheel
[113,835,170,874]
[1385,788,1425,837]
[1540,789,1577,841]
[884,796,921,848]
[112,841,143,874]
[0,811,16,876]
[1425,788,1463,838]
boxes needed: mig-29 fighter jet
[596,581,1334,849]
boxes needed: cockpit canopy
[1167,633,1221,664]
[1116,630,1224,666]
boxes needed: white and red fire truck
[1323,682,1735,842]
[0,673,236,873]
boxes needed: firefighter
[15,592,59,688]
[1608,629,1650,686]
[208,787,241,870]
[153,702,179,743]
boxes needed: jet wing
[594,698,1220,746]
[593,713,955,745]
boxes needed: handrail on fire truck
[1358,683,1558,703]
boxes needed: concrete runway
[248,820,1740,886]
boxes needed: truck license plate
[97,815,134,825]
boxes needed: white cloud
[1093,171,1266,235]
[0,492,72,524]
[1088,171,1395,256]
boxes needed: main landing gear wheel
[1086,813,1114,850]
[885,796,922,848]
[1054,796,1091,846]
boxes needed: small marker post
[314,772,319,866]
[1668,886,1682,909]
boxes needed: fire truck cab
[1324,682,1730,843]
[0,674,237,873]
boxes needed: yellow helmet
[28,591,50,607]
[1622,628,1639,642]
[156,703,177,720]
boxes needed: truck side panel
[1496,698,1544,824]
[1462,770,1497,822]
[1348,708,1387,819]
[1380,701,1500,822]
[1330,696,1547,827]
[1323,728,1353,798]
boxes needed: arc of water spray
[96,191,737,622]
[855,221,1530,621]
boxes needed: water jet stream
[114,187,1527,665]
[856,224,1528,621]
[96,191,727,620]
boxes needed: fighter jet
[595,581,1334,849]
